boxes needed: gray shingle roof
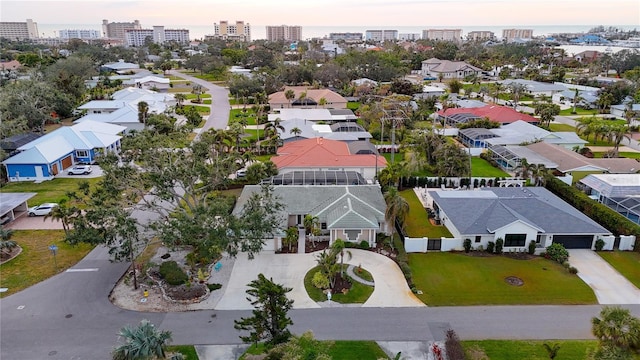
[430,187,610,235]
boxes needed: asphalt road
[169,70,230,133]
[3,239,640,360]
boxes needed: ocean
[36,23,639,41]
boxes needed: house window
[504,234,526,247]
[321,222,327,230]
[536,234,543,244]
[475,236,481,243]
[76,150,88,158]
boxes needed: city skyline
[1,0,638,28]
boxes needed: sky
[1,0,639,27]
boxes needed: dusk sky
[1,0,639,26]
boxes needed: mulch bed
[165,284,207,300]
[0,247,22,265]
[505,276,524,286]
[330,273,352,295]
[305,240,329,253]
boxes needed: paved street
[168,70,230,133]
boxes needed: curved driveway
[169,70,230,133]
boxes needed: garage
[553,235,594,249]
[61,155,73,170]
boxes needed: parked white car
[28,203,58,217]
[67,165,92,175]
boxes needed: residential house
[579,173,640,224]
[233,183,389,250]
[74,87,176,132]
[471,120,586,149]
[572,50,603,64]
[2,121,124,182]
[101,60,140,73]
[499,79,567,98]
[552,89,599,110]
[270,137,387,181]
[421,58,482,80]
[438,105,539,126]
[268,108,357,123]
[269,87,348,109]
[610,103,639,120]
[428,187,611,250]
[278,119,372,143]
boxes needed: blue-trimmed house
[2,120,124,182]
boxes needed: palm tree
[284,89,295,108]
[529,163,547,186]
[331,239,352,277]
[624,102,637,126]
[173,93,186,108]
[191,84,204,103]
[44,199,80,236]
[608,124,630,157]
[304,214,320,247]
[284,226,298,252]
[591,306,640,351]
[571,88,582,114]
[137,101,149,124]
[112,319,173,360]
[543,343,561,359]
[318,97,327,109]
[290,127,302,138]
[384,187,409,250]
[264,118,285,153]
[0,228,17,257]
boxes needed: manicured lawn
[244,129,265,141]
[243,340,387,359]
[598,251,640,289]
[382,152,403,163]
[399,189,452,238]
[1,177,101,205]
[180,71,225,82]
[230,108,258,125]
[592,151,640,159]
[471,157,509,177]
[463,340,598,360]
[166,345,199,360]
[559,108,598,116]
[347,102,361,111]
[184,93,211,99]
[168,87,192,93]
[0,230,94,298]
[253,154,273,162]
[548,123,576,132]
[304,266,374,304]
[329,341,388,359]
[183,105,210,115]
[408,252,597,306]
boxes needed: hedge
[545,175,640,251]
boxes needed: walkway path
[346,264,375,286]
[569,250,640,304]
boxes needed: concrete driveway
[5,214,65,230]
[569,249,640,304]
[55,165,104,179]
[215,249,424,310]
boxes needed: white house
[421,58,482,80]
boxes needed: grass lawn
[1,177,101,205]
[471,157,509,177]
[0,230,94,298]
[230,108,258,125]
[168,87,192,93]
[399,189,452,238]
[463,340,599,360]
[592,151,640,159]
[329,341,389,359]
[559,108,598,116]
[548,123,576,132]
[304,266,374,304]
[598,251,640,289]
[244,129,264,142]
[242,340,387,360]
[180,71,224,82]
[408,252,597,306]
[382,152,404,163]
[347,102,361,111]
[184,105,210,115]
[184,93,211,99]
[166,345,199,360]
[253,154,274,162]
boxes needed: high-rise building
[102,19,141,42]
[365,30,398,42]
[467,31,495,41]
[125,26,189,47]
[422,29,462,43]
[0,19,39,41]
[266,25,302,42]
[502,28,534,41]
[58,29,101,40]
[329,33,362,42]
[208,20,251,42]
[399,33,421,41]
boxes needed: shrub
[207,283,222,291]
[495,238,504,254]
[568,266,579,274]
[562,261,571,269]
[359,240,370,249]
[595,238,605,251]
[528,240,537,255]
[545,243,569,264]
[445,329,465,360]
[399,262,412,281]
[159,261,188,286]
[311,271,329,289]
[463,238,472,253]
[486,241,495,253]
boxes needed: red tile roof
[438,105,538,124]
[271,138,387,169]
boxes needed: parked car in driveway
[67,165,92,175]
[28,203,58,217]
